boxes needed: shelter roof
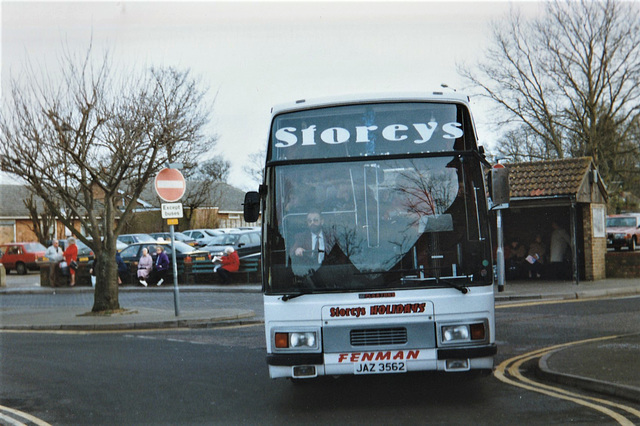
[506,157,596,198]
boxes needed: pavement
[1,275,639,403]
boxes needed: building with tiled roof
[507,157,607,204]
[500,157,608,281]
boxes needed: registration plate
[79,257,89,262]
[354,361,407,374]
[195,256,205,261]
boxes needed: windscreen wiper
[434,277,468,294]
[402,275,470,294]
[281,291,311,301]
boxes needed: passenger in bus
[325,183,354,212]
[291,210,336,265]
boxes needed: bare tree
[459,0,640,196]
[245,148,266,187]
[180,157,230,224]
[0,47,213,312]
[24,194,57,245]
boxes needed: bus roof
[271,91,472,116]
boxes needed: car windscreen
[208,235,240,245]
[25,243,46,252]
[606,217,636,227]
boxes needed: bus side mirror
[243,191,261,223]
[489,167,510,207]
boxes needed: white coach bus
[244,92,505,380]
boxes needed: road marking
[0,404,51,426]
[496,294,640,309]
[0,322,264,335]
[495,335,640,425]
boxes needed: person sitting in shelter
[526,234,546,279]
[505,238,527,280]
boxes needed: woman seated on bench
[212,247,240,284]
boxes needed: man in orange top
[213,247,240,284]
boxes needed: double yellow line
[495,335,640,425]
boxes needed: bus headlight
[274,331,318,349]
[441,323,486,344]
[442,325,470,342]
[290,332,316,348]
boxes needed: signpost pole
[170,224,180,316]
[155,167,186,318]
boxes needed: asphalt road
[1,294,639,425]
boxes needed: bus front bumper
[266,344,497,379]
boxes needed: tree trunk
[92,249,120,312]
[92,197,120,312]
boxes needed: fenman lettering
[275,121,463,148]
[337,350,420,363]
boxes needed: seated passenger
[526,234,546,279]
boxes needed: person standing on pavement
[63,237,78,286]
[137,247,153,286]
[45,239,64,287]
[148,245,170,286]
[550,221,571,280]
[116,251,128,285]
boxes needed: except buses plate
[354,361,407,374]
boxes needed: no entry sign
[155,168,186,202]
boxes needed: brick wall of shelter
[582,204,606,280]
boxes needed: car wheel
[16,262,27,275]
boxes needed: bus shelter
[501,157,608,283]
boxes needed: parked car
[117,233,156,245]
[74,238,129,285]
[182,229,226,247]
[116,241,212,283]
[201,230,261,259]
[0,242,47,274]
[606,214,640,251]
[149,232,198,247]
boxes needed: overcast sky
[2,1,542,190]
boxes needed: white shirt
[45,245,64,262]
[550,228,571,262]
[312,232,325,263]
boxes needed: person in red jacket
[213,247,240,284]
[63,237,78,286]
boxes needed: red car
[606,214,640,251]
[0,242,47,274]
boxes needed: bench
[233,254,261,283]
[181,253,261,284]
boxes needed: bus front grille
[350,328,407,346]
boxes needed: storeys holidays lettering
[275,121,463,148]
[329,303,427,318]
[370,303,426,315]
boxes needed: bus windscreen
[264,154,492,294]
